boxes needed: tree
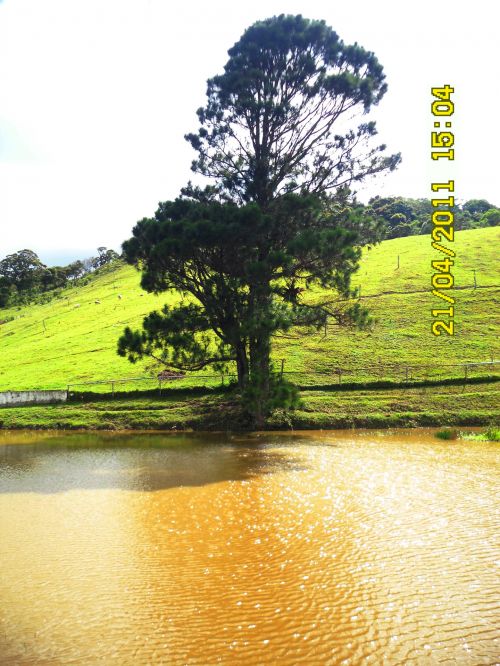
[40,266,68,291]
[452,207,475,231]
[462,199,494,220]
[119,14,400,426]
[91,247,120,269]
[0,249,46,294]
[480,208,500,227]
[0,277,16,308]
[367,196,433,238]
[184,15,399,205]
[65,260,86,280]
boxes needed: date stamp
[430,85,455,336]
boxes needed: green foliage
[435,428,458,440]
[0,249,46,294]
[0,279,17,308]
[185,14,400,205]
[0,248,121,308]
[65,260,86,280]
[460,427,500,442]
[92,247,120,269]
[118,302,235,373]
[480,208,500,227]
[119,191,378,422]
[462,199,493,218]
[366,196,500,238]
[241,372,303,425]
[121,14,401,426]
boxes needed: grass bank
[0,381,498,431]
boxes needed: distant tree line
[0,246,120,307]
[366,197,500,239]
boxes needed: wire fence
[280,360,500,387]
[66,360,500,397]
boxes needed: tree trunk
[249,334,271,429]
[235,342,249,390]
[248,285,272,429]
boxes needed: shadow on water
[0,431,310,494]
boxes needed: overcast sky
[1,0,498,265]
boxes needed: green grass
[435,428,459,440]
[459,427,500,442]
[1,227,498,394]
[0,382,497,431]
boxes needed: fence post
[280,358,285,381]
[464,365,468,381]
[111,381,115,397]
[338,369,342,385]
[405,366,409,381]
[473,269,477,289]
[159,379,162,397]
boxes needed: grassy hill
[0,227,499,393]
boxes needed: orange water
[0,429,498,664]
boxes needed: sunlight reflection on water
[0,429,498,664]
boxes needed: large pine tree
[118,14,400,426]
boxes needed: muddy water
[0,429,498,665]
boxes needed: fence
[278,360,500,388]
[66,360,500,396]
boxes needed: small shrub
[435,428,458,440]
[483,427,500,441]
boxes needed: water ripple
[0,429,498,664]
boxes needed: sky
[1,0,499,265]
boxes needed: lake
[0,429,498,664]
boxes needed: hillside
[0,227,498,392]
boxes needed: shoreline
[0,381,497,432]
